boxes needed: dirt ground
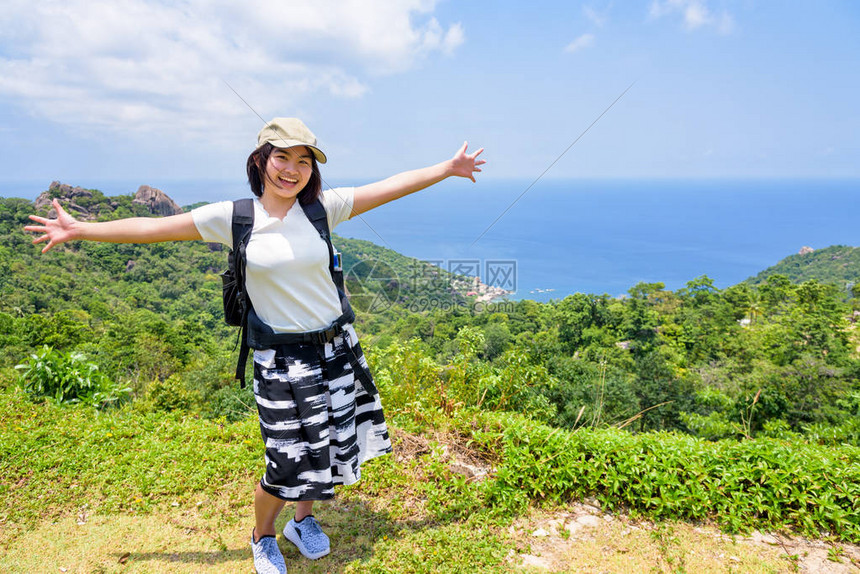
[507,501,860,574]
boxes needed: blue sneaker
[283,515,330,560]
[250,530,287,574]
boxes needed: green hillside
[3,185,859,437]
[0,185,470,326]
[746,245,860,290]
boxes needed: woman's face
[263,145,314,201]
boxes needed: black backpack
[220,197,352,386]
[221,198,255,328]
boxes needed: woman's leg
[295,500,315,521]
[253,482,287,541]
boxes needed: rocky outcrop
[33,181,183,219]
[34,182,92,208]
[799,246,815,255]
[35,182,100,219]
[132,185,183,216]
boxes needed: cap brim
[267,139,327,164]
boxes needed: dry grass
[1,511,249,573]
[7,502,859,574]
[506,506,860,574]
[0,494,396,574]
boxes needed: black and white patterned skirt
[252,324,392,501]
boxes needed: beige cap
[256,117,327,164]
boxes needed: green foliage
[801,418,860,447]
[482,411,860,542]
[680,410,737,440]
[15,346,130,408]
[369,329,559,427]
[544,356,639,429]
[747,245,860,292]
[368,339,443,427]
[138,374,200,412]
[202,383,256,422]
[5,190,860,438]
[334,234,472,309]
[481,321,512,360]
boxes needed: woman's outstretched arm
[351,142,485,217]
[25,198,202,253]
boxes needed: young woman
[25,117,484,574]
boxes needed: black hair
[246,143,322,205]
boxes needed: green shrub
[468,411,860,542]
[679,410,736,440]
[202,384,256,422]
[368,339,444,423]
[759,419,799,440]
[15,346,130,408]
[802,418,860,447]
[140,375,200,412]
[475,348,558,422]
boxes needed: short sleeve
[320,187,354,230]
[191,201,233,246]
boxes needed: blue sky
[1,0,858,200]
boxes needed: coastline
[451,275,513,303]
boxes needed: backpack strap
[302,198,353,319]
[231,198,255,387]
[232,197,354,387]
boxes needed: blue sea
[5,178,858,302]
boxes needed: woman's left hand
[449,142,485,182]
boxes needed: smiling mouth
[278,176,298,184]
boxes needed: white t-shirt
[191,187,355,333]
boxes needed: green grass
[0,387,260,534]
[2,386,859,572]
[0,387,517,572]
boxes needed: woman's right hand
[25,199,79,253]
[25,198,201,249]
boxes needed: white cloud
[683,2,709,29]
[649,0,734,34]
[583,5,609,27]
[0,0,464,141]
[717,12,736,35]
[565,33,596,54]
[418,18,465,57]
[443,22,467,55]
